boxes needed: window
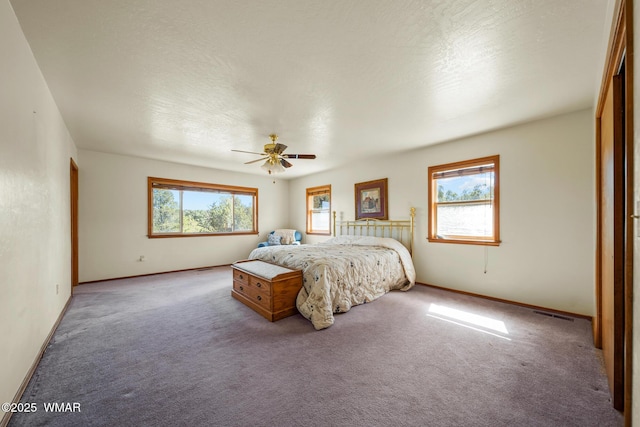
[148,177,258,237]
[428,155,500,245]
[306,185,331,235]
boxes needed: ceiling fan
[232,134,317,174]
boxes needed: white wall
[290,109,595,316]
[78,150,290,282]
[0,0,77,412]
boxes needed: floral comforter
[248,235,416,330]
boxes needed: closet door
[598,74,624,410]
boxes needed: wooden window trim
[427,155,501,246]
[148,177,258,238]
[306,184,331,235]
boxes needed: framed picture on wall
[355,178,388,220]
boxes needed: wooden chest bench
[231,260,303,322]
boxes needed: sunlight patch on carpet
[427,303,511,340]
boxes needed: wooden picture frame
[355,178,388,220]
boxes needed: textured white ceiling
[10,0,610,178]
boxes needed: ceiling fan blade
[282,154,316,159]
[232,149,266,155]
[280,158,293,168]
[273,143,287,155]
[245,157,268,165]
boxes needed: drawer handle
[257,295,262,301]
[239,286,244,291]
[239,274,244,279]
[256,282,262,288]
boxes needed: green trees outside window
[148,178,257,237]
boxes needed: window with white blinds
[306,185,331,235]
[428,155,500,245]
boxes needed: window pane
[152,189,180,233]
[311,210,330,231]
[310,194,330,232]
[436,202,493,237]
[437,172,493,202]
[313,194,330,209]
[183,190,219,233]
[204,194,233,232]
[233,194,254,231]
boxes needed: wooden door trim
[596,0,628,351]
[613,74,626,410]
[595,109,602,349]
[621,3,635,422]
[595,0,633,420]
[70,158,78,289]
[597,0,628,117]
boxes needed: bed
[247,208,416,330]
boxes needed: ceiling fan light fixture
[261,158,285,174]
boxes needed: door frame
[594,0,634,419]
[70,158,78,289]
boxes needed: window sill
[148,231,258,238]
[427,237,501,246]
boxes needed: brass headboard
[332,207,416,255]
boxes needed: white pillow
[267,234,282,245]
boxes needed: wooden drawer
[233,268,249,285]
[249,275,271,295]
[233,280,270,311]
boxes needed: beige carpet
[9,266,622,426]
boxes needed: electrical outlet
[139,255,145,262]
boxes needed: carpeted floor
[9,266,622,426]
